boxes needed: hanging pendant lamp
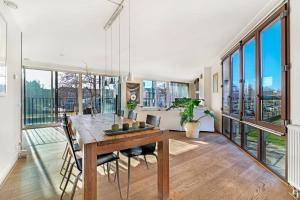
[109,26,115,86]
[104,30,110,89]
[127,0,133,81]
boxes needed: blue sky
[242,19,281,91]
[261,19,281,91]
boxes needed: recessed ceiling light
[3,0,18,9]
[59,53,64,57]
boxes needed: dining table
[70,113,170,200]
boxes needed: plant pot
[184,122,200,138]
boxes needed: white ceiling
[10,0,275,82]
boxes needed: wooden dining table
[70,114,170,200]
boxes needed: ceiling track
[104,0,125,30]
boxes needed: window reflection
[244,125,258,157]
[222,58,230,114]
[222,117,230,138]
[262,131,286,177]
[231,51,240,115]
[260,19,282,125]
[231,120,241,145]
[243,39,256,118]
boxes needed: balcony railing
[24,97,116,126]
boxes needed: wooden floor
[0,128,292,200]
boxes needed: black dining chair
[60,118,81,177]
[140,115,161,168]
[60,115,122,200]
[119,114,161,199]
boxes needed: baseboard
[0,153,18,187]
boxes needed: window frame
[221,4,289,135]
[221,3,289,180]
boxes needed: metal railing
[24,97,116,126]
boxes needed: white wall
[210,65,222,132]
[0,3,21,184]
[289,0,300,126]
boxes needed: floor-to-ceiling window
[24,69,55,125]
[23,68,120,126]
[221,4,288,179]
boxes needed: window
[222,117,230,138]
[222,58,230,114]
[221,4,288,178]
[169,82,189,103]
[244,125,258,157]
[24,69,55,125]
[262,132,286,177]
[143,80,188,108]
[231,120,241,145]
[260,19,283,126]
[243,39,256,119]
[143,80,155,107]
[23,68,120,126]
[231,51,241,116]
[57,72,79,118]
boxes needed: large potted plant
[167,98,213,138]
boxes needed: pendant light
[127,0,133,81]
[109,25,115,86]
[104,30,109,89]
[118,14,123,84]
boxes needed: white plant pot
[184,122,200,138]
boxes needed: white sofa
[136,106,214,132]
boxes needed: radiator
[288,124,300,197]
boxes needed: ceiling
[9,0,276,82]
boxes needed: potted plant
[167,98,213,138]
[127,100,137,111]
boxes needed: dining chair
[140,115,161,168]
[120,114,161,199]
[60,115,122,200]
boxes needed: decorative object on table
[126,82,140,103]
[104,124,155,136]
[112,124,119,131]
[132,122,138,129]
[213,73,218,93]
[167,98,214,138]
[139,121,146,128]
[0,14,7,96]
[122,123,129,130]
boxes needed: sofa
[136,106,214,132]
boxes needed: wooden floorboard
[0,129,292,200]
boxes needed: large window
[260,19,283,126]
[262,131,286,177]
[222,58,230,114]
[231,50,241,116]
[221,4,288,178]
[23,68,120,126]
[243,39,256,119]
[244,125,258,158]
[143,80,189,108]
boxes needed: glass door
[24,68,55,125]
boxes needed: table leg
[83,143,97,200]
[157,139,169,200]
